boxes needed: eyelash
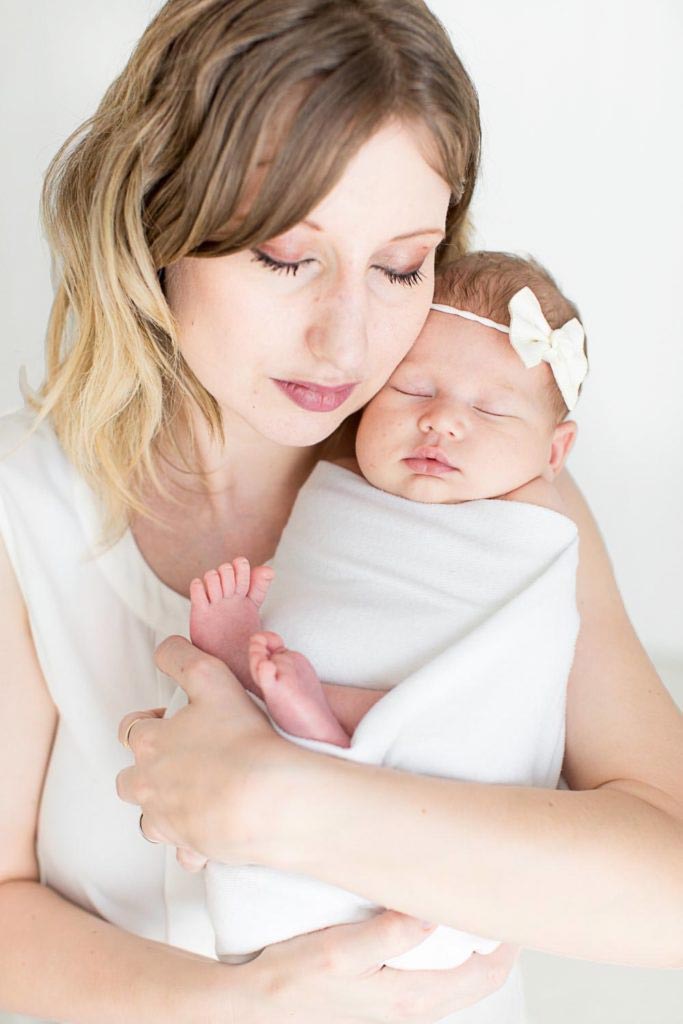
[474,407,506,417]
[251,250,426,287]
[392,387,429,398]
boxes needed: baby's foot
[190,557,274,695]
[248,631,351,748]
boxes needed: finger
[176,846,209,872]
[118,707,166,749]
[140,814,169,845]
[115,764,140,805]
[323,911,437,974]
[378,941,520,1014]
[153,635,236,703]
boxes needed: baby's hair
[434,251,587,420]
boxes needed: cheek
[177,297,290,391]
[176,325,242,392]
[171,255,286,371]
[487,426,541,468]
[367,300,431,376]
[356,400,391,456]
[359,400,410,456]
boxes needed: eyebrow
[302,219,444,242]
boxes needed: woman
[0,3,680,1024]
[0,2,524,1022]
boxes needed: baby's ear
[542,420,577,480]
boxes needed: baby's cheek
[356,428,398,488]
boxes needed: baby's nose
[418,400,470,439]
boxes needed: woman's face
[165,121,451,447]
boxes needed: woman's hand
[207,913,520,1024]
[117,638,522,1022]
[116,635,299,864]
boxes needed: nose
[418,398,471,440]
[305,281,368,376]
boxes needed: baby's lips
[408,445,456,467]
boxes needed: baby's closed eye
[390,384,432,397]
[473,406,512,418]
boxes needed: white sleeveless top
[0,406,527,1024]
[0,408,216,965]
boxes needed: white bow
[508,286,588,411]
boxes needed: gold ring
[123,717,145,750]
[138,812,161,844]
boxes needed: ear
[542,420,577,481]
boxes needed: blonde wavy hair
[27,0,481,544]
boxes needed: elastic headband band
[429,304,510,334]
[429,289,588,411]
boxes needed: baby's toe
[233,556,251,597]
[203,569,223,603]
[248,565,275,607]
[251,630,285,654]
[189,577,209,610]
[217,561,236,597]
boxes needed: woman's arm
[120,472,683,969]
[0,532,229,1022]
[6,882,521,1024]
[0,881,227,1022]
[0,533,518,1024]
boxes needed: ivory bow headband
[430,286,588,411]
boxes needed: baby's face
[355,310,567,503]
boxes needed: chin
[259,412,347,449]
[402,476,470,504]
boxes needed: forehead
[302,121,451,244]
[399,311,546,397]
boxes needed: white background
[1,2,681,1022]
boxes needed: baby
[189,250,588,749]
[177,250,588,970]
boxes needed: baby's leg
[190,557,274,696]
[248,632,351,748]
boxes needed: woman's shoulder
[0,404,55,451]
[0,404,37,446]
[0,405,72,493]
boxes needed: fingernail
[420,920,436,930]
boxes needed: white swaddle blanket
[169,461,579,972]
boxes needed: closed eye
[252,250,426,286]
[391,386,430,397]
[381,266,426,287]
[474,407,512,418]
[251,250,314,276]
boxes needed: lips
[407,446,455,467]
[402,446,459,476]
[273,379,357,413]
